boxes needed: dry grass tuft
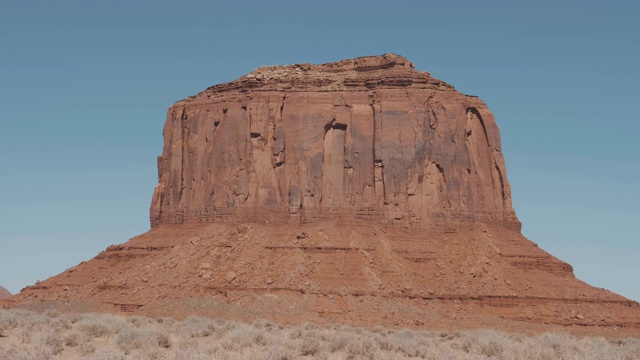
[0,308,639,359]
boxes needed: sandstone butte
[4,54,640,336]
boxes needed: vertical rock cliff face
[150,54,519,230]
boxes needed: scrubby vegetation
[1,309,639,359]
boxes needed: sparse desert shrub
[253,318,278,331]
[301,321,319,331]
[49,316,73,331]
[79,320,111,338]
[181,315,215,338]
[0,309,639,359]
[88,347,127,360]
[299,335,322,356]
[43,308,61,318]
[374,333,395,352]
[61,312,82,325]
[155,317,175,326]
[262,345,293,360]
[157,333,171,349]
[78,341,96,356]
[3,309,46,333]
[0,342,54,360]
[125,315,152,328]
[63,330,89,347]
[38,330,64,355]
[328,330,356,353]
[476,329,507,358]
[533,331,585,359]
[220,325,264,352]
[288,327,304,340]
[346,335,378,358]
[115,327,160,353]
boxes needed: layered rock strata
[150,54,520,230]
[8,222,640,335]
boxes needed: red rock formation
[8,55,640,335]
[0,286,11,299]
[150,54,520,231]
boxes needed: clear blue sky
[1,1,638,301]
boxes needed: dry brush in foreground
[0,309,639,359]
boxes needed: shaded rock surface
[7,55,640,336]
